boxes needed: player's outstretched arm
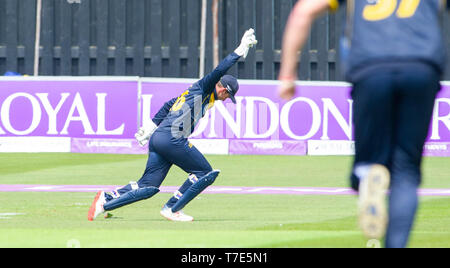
[278,0,337,100]
[199,28,257,94]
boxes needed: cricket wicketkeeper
[88,29,257,221]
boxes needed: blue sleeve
[152,97,178,126]
[447,0,450,10]
[197,52,241,95]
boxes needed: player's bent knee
[171,170,220,212]
[193,168,214,180]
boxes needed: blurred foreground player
[278,0,449,247]
[88,29,257,222]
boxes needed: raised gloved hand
[234,28,258,59]
[135,121,158,147]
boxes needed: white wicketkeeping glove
[135,121,158,147]
[234,28,258,59]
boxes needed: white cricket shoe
[358,164,390,239]
[88,191,106,221]
[160,205,194,222]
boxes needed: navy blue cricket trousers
[139,130,212,188]
[350,61,441,248]
[115,130,213,196]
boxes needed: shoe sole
[358,164,390,239]
[87,191,102,221]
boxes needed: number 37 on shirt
[362,0,421,21]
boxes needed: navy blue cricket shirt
[151,52,241,138]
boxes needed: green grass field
[0,153,449,248]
